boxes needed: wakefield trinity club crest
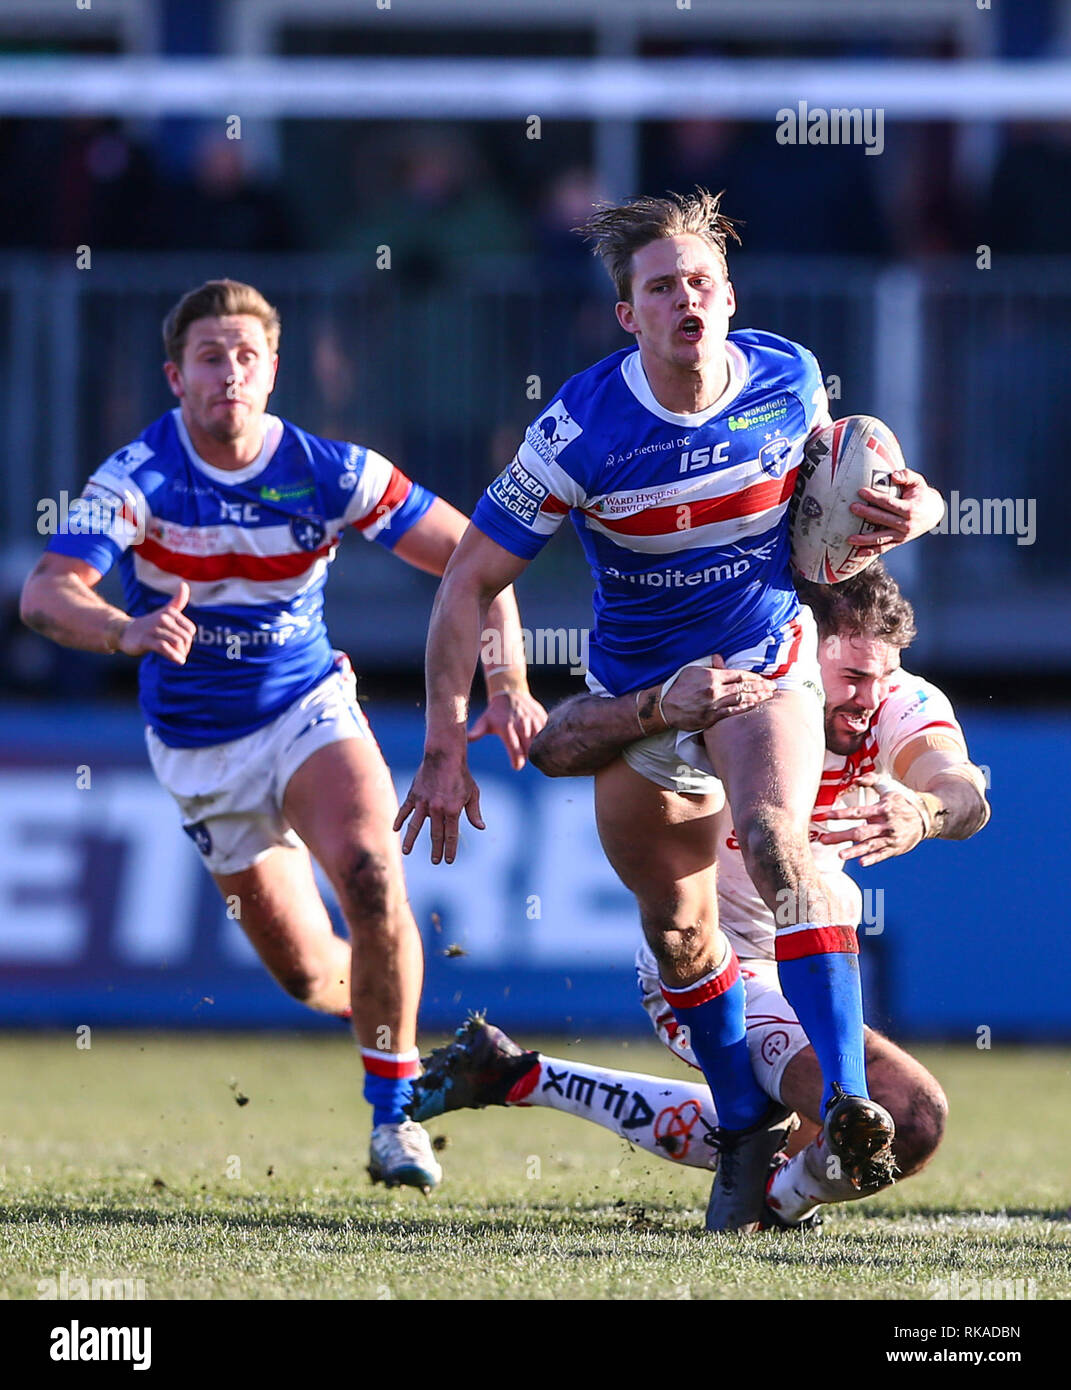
[758,434,792,477]
[291,516,327,551]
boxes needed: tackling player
[395,189,945,1228]
[408,564,991,1230]
[19,279,544,1194]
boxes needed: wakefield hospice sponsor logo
[260,481,316,503]
[775,100,885,157]
[727,396,790,432]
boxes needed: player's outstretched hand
[394,753,485,865]
[467,690,548,771]
[660,657,775,732]
[813,773,929,866]
[118,582,195,664]
[847,468,945,556]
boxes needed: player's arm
[892,732,991,841]
[390,497,545,769]
[815,732,990,867]
[394,526,530,863]
[529,661,775,778]
[19,552,195,663]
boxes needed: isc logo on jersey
[679,441,731,473]
[524,400,583,466]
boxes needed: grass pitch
[0,1033,1067,1301]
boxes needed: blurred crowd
[2,105,1069,697]
[2,114,1070,266]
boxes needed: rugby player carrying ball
[397,192,945,1229]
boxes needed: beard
[206,419,246,442]
[824,707,872,756]
[198,400,253,443]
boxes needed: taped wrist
[871,775,943,840]
[635,687,665,736]
[485,665,528,699]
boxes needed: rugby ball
[789,415,904,584]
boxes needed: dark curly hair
[795,562,917,650]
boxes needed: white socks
[765,1129,868,1222]
[515,1052,886,1219]
[519,1053,719,1171]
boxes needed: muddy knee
[641,903,724,983]
[276,956,347,1009]
[736,806,799,884]
[336,847,394,926]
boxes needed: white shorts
[636,941,809,1104]
[589,609,823,797]
[145,654,375,876]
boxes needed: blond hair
[574,188,741,301]
[162,279,281,365]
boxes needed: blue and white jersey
[472,330,830,695]
[48,409,435,747]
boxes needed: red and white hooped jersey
[717,668,968,961]
[47,409,435,747]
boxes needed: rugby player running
[408,565,990,1230]
[20,279,544,1194]
[396,191,945,1229]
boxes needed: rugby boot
[704,1102,799,1233]
[822,1081,898,1191]
[367,1119,442,1194]
[405,1013,541,1123]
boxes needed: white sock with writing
[766,1130,869,1222]
[516,1054,719,1171]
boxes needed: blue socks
[361,1046,421,1127]
[775,924,868,1111]
[363,1073,413,1128]
[661,949,769,1131]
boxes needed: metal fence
[2,252,1066,671]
